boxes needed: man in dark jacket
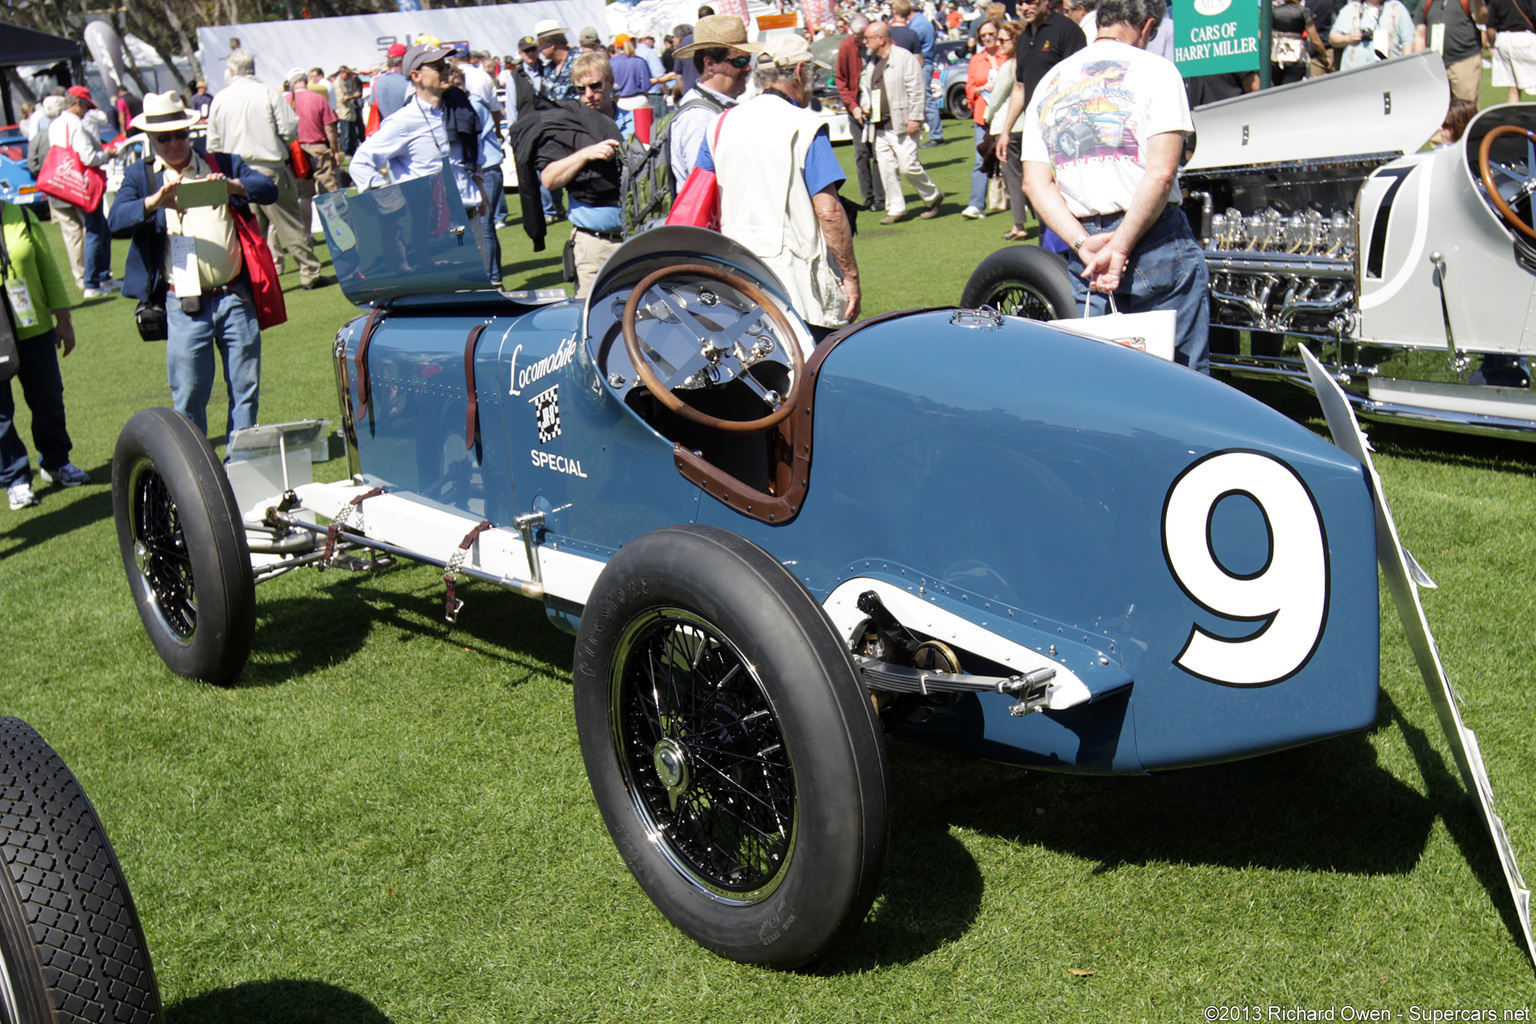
[108,92,277,437]
[512,52,624,295]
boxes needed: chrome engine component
[1181,155,1393,340]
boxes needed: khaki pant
[300,142,341,195]
[572,229,619,299]
[248,161,321,286]
[50,200,86,288]
[1446,51,1482,103]
[874,127,942,218]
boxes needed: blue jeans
[166,283,263,438]
[541,185,564,220]
[0,330,71,488]
[1067,206,1212,374]
[969,123,989,210]
[924,61,944,142]
[481,166,504,285]
[82,204,112,288]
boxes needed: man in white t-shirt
[1020,0,1210,372]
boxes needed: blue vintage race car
[108,168,1526,970]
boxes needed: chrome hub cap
[653,737,690,811]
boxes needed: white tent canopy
[194,0,607,89]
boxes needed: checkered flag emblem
[533,385,561,443]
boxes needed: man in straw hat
[692,34,860,339]
[667,14,764,183]
[108,92,278,436]
[534,20,577,101]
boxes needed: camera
[1358,27,1374,43]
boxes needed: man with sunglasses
[528,52,627,297]
[109,92,279,437]
[667,15,764,183]
[350,43,489,259]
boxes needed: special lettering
[530,449,588,477]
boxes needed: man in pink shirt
[285,67,342,194]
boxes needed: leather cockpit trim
[464,322,489,451]
[354,308,388,421]
[678,307,953,526]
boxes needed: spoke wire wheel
[610,608,796,904]
[978,280,1061,319]
[573,525,888,968]
[111,408,255,684]
[127,459,197,641]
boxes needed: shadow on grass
[1384,689,1532,958]
[0,486,114,561]
[167,978,393,1024]
[237,563,573,688]
[820,699,1442,971]
[499,257,567,291]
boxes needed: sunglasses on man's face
[576,81,606,93]
[418,60,448,74]
[725,54,752,68]
[153,130,190,143]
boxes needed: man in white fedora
[108,92,279,436]
[667,14,764,182]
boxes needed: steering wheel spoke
[1479,125,1536,242]
[622,264,806,433]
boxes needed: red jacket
[835,34,863,113]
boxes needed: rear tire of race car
[572,525,889,969]
[112,407,256,685]
[0,717,162,1024]
[961,245,1080,320]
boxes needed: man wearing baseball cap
[370,44,410,130]
[44,86,117,297]
[350,43,489,256]
[692,34,860,338]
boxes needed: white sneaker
[38,463,89,487]
[961,206,984,220]
[7,482,38,510]
[82,287,110,299]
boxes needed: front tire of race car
[112,407,256,685]
[961,245,1079,321]
[573,525,889,969]
[0,717,162,1024]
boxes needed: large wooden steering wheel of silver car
[622,263,806,433]
[1479,124,1536,242]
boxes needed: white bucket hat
[129,91,201,133]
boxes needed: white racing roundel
[1161,450,1329,687]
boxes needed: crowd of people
[2,0,1525,512]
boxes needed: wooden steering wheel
[621,263,806,433]
[1479,124,1536,242]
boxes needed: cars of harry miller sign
[108,144,1534,972]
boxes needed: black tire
[572,525,888,968]
[112,408,255,685]
[0,717,162,1024]
[946,83,970,120]
[961,245,1080,320]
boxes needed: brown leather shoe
[880,213,904,225]
[919,194,944,219]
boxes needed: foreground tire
[0,717,162,1024]
[112,408,255,684]
[573,526,889,968]
[961,245,1079,320]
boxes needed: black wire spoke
[618,610,794,895]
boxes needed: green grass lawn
[2,127,1534,1022]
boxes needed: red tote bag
[209,153,288,330]
[665,110,731,231]
[35,131,107,212]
